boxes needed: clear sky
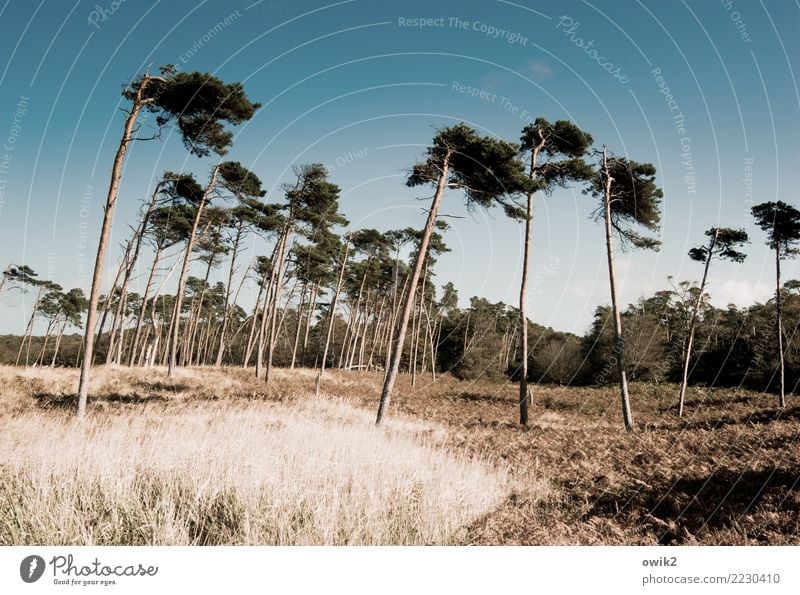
[0,0,798,336]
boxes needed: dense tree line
[2,65,799,430]
[4,280,800,398]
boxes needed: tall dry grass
[0,366,507,545]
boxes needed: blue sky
[0,0,798,335]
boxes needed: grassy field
[0,365,797,545]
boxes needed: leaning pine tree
[751,200,800,408]
[375,123,526,426]
[168,162,264,377]
[677,227,748,416]
[77,65,260,417]
[516,118,593,425]
[586,147,663,431]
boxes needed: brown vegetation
[1,366,797,545]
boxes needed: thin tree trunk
[129,244,163,365]
[290,284,308,369]
[187,249,215,365]
[255,229,287,376]
[50,318,68,367]
[421,298,437,381]
[168,165,220,377]
[109,182,160,365]
[776,245,786,408]
[301,282,319,367]
[270,276,299,369]
[384,271,411,379]
[349,290,370,370]
[96,238,133,363]
[316,236,350,396]
[114,290,128,364]
[376,156,450,425]
[265,235,292,383]
[16,287,44,366]
[367,295,387,370]
[243,266,268,367]
[148,247,184,365]
[602,147,633,431]
[215,222,244,366]
[518,144,540,425]
[36,319,55,367]
[77,75,156,418]
[353,296,371,370]
[678,231,717,416]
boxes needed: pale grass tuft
[0,376,507,545]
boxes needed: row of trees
[5,264,799,403]
[3,65,797,430]
[0,265,87,367]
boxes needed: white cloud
[527,59,553,81]
[707,277,772,307]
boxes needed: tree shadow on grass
[33,392,170,409]
[651,406,800,432]
[586,467,800,544]
[133,379,193,394]
[660,394,753,414]
[453,391,512,404]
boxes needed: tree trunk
[114,289,128,364]
[376,155,450,425]
[109,182,160,365]
[265,234,291,383]
[290,284,307,369]
[129,244,163,365]
[215,222,244,367]
[384,271,410,379]
[77,76,153,418]
[301,282,319,367]
[602,147,633,431]
[518,145,540,425]
[50,318,68,367]
[367,295,387,370]
[168,165,220,377]
[255,228,287,376]
[16,286,44,366]
[678,231,717,416]
[776,245,785,408]
[98,238,134,363]
[187,246,215,365]
[36,319,55,367]
[243,265,269,367]
[316,236,350,396]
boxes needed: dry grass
[0,366,506,545]
[343,373,800,545]
[1,365,797,545]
